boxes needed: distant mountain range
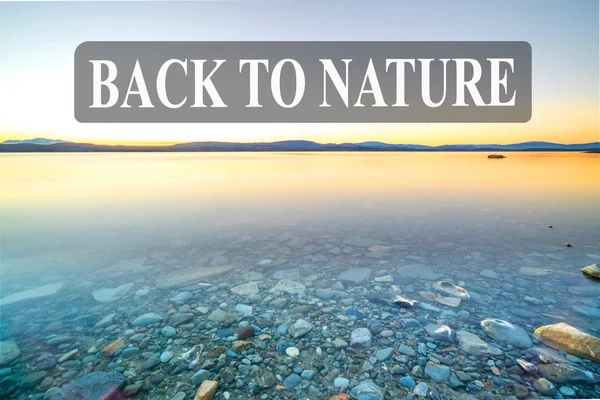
[2,138,71,145]
[1,138,598,153]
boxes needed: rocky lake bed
[1,226,600,400]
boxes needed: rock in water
[231,282,260,296]
[0,282,65,308]
[194,380,218,400]
[455,330,502,357]
[132,312,163,327]
[424,362,451,382]
[348,379,384,400]
[533,378,555,396]
[480,318,533,348]
[519,267,553,276]
[533,322,600,362]
[92,283,133,303]
[350,328,373,348]
[49,372,125,399]
[289,319,314,338]
[538,363,600,384]
[433,281,470,299]
[425,324,455,343]
[581,263,600,279]
[270,279,306,294]
[338,268,371,284]
[237,326,255,340]
[435,296,461,307]
[101,338,125,357]
[0,340,21,365]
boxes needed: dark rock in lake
[49,372,125,400]
[237,326,255,340]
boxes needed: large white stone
[0,282,65,308]
[231,282,260,296]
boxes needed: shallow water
[1,152,599,399]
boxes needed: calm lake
[1,152,599,399]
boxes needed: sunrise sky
[0,0,598,145]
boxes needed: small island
[487,154,506,159]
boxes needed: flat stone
[399,375,416,389]
[350,327,373,348]
[414,382,428,397]
[231,340,252,353]
[92,283,133,303]
[49,372,125,400]
[282,373,301,389]
[95,313,116,329]
[334,377,350,387]
[1,282,65,308]
[398,344,417,357]
[289,319,313,338]
[234,304,253,315]
[333,338,348,349]
[168,313,194,327]
[231,282,260,296]
[455,330,502,357]
[481,318,533,348]
[170,291,193,305]
[191,369,210,386]
[207,309,234,324]
[533,322,600,362]
[270,279,305,294]
[101,338,125,357]
[348,379,384,400]
[258,372,276,388]
[533,378,555,395]
[21,371,47,388]
[161,326,177,338]
[338,268,371,284]
[538,363,600,384]
[132,312,163,327]
[194,380,218,400]
[0,340,21,365]
[435,296,461,307]
[375,347,394,361]
[157,265,234,289]
[424,362,451,382]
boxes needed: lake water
[1,152,599,399]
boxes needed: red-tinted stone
[237,326,255,340]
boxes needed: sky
[0,0,598,145]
